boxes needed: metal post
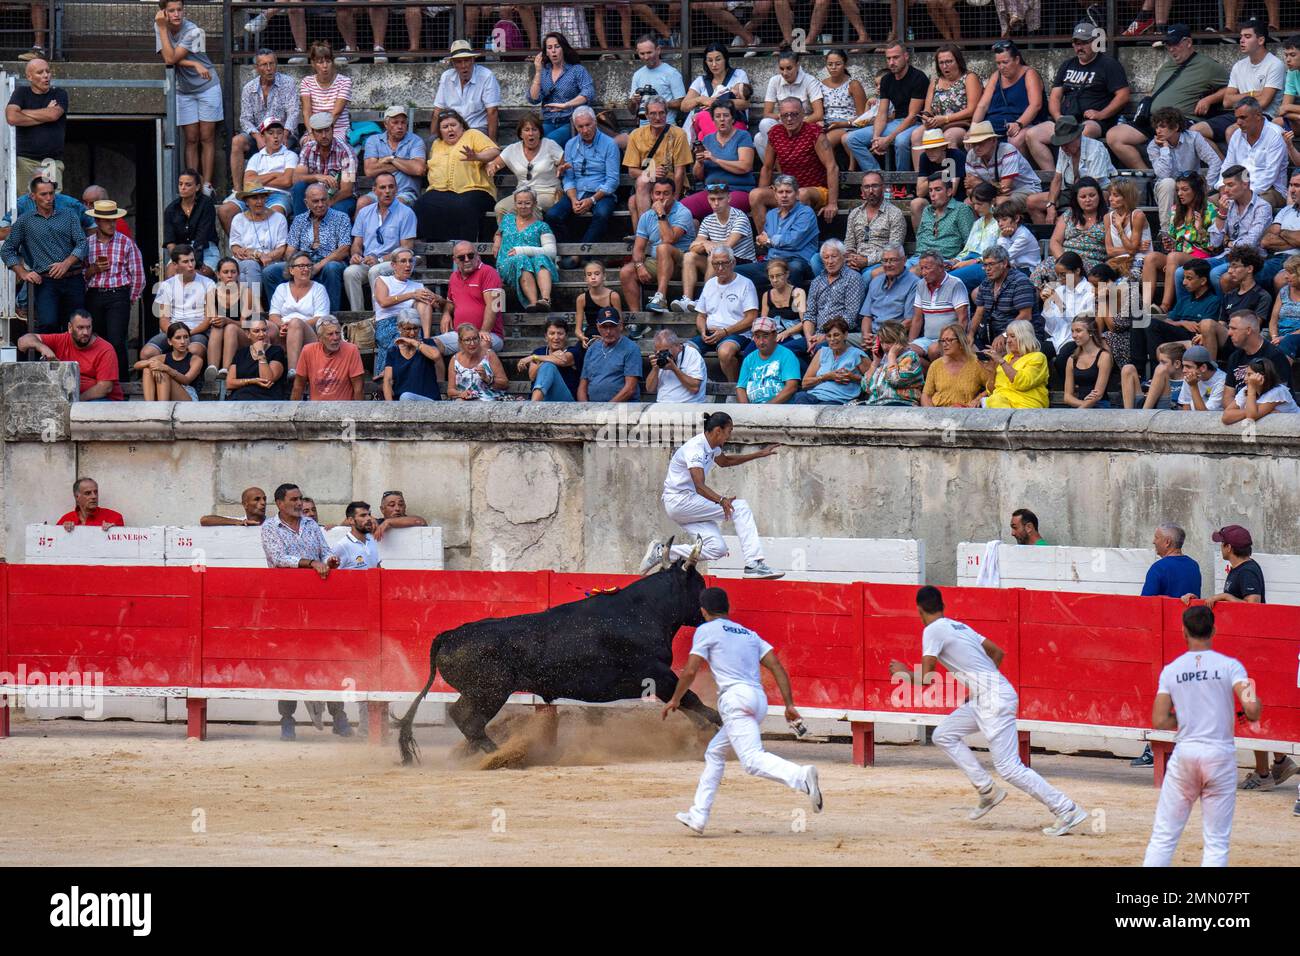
[895,0,906,44]
[49,0,60,61]
[680,0,691,96]
[223,0,236,144]
[453,0,465,45]
[1106,0,1116,43]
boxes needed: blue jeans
[546,192,616,246]
[1259,253,1287,290]
[1278,331,1300,359]
[737,256,812,293]
[950,262,986,291]
[399,391,438,401]
[291,181,356,219]
[789,391,838,404]
[543,117,574,146]
[31,272,85,333]
[532,362,575,401]
[844,118,911,173]
[1174,255,1227,304]
[263,260,345,313]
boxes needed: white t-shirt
[270,280,330,324]
[655,342,708,404]
[763,68,824,110]
[330,530,381,570]
[374,274,424,322]
[247,146,298,181]
[228,211,288,253]
[664,432,720,496]
[1157,649,1248,751]
[1175,369,1227,410]
[1233,382,1300,413]
[1229,53,1287,117]
[696,273,759,333]
[689,617,772,696]
[688,68,752,99]
[499,139,565,196]
[921,616,1014,705]
[157,273,215,329]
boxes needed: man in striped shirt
[290,113,356,218]
[2,176,86,333]
[83,198,145,379]
[674,183,755,312]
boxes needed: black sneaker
[1130,744,1154,767]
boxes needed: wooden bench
[710,536,925,584]
[956,542,1157,595]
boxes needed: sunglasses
[526,162,534,180]
[382,490,404,499]
[778,111,802,120]
[454,253,475,262]
[991,40,1014,52]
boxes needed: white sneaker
[637,539,665,574]
[743,561,784,580]
[287,50,307,65]
[805,766,823,813]
[244,12,268,34]
[372,46,388,64]
[670,296,695,313]
[647,292,669,313]
[1042,804,1089,837]
[334,46,357,65]
[204,364,218,383]
[675,811,704,834]
[969,784,1006,820]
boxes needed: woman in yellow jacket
[980,319,1050,409]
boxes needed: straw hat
[88,199,127,220]
[963,121,998,145]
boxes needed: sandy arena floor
[0,707,1290,866]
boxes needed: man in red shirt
[436,240,503,354]
[57,477,124,531]
[18,307,122,400]
[290,315,363,400]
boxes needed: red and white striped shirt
[85,231,146,300]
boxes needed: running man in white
[663,585,822,833]
[890,586,1090,836]
[1143,605,1260,867]
[638,410,783,579]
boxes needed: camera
[655,349,672,368]
[634,85,658,121]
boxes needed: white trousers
[1142,742,1238,867]
[686,683,809,826]
[343,260,394,312]
[1153,177,1176,234]
[663,491,764,565]
[933,696,1074,817]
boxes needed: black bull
[396,539,723,764]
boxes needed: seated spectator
[689,247,759,382]
[792,317,868,405]
[1258,171,1300,292]
[290,112,356,219]
[749,96,837,231]
[994,197,1041,273]
[207,257,256,377]
[140,245,214,368]
[754,49,824,160]
[297,42,351,141]
[1010,507,1045,545]
[948,183,1002,290]
[1173,344,1225,411]
[133,322,202,402]
[264,182,350,312]
[1088,263,1138,370]
[527,33,596,146]
[908,44,982,154]
[487,115,565,221]
[969,246,1036,352]
[546,107,620,268]
[17,308,122,401]
[1221,310,1292,409]
[574,260,623,348]
[1041,252,1093,363]
[1121,341,1188,411]
[1214,98,1289,212]
[1042,115,1114,225]
[802,239,864,355]
[225,316,288,402]
[911,175,974,267]
[980,318,1049,408]
[201,486,268,527]
[646,328,707,404]
[375,490,428,538]
[374,249,441,363]
[1103,178,1152,283]
[624,97,692,225]
[520,315,583,402]
[383,311,444,402]
[331,500,381,570]
[232,49,300,195]
[908,128,967,229]
[1144,171,1217,316]
[843,42,927,176]
[494,187,557,313]
[676,183,755,311]
[269,252,329,377]
[290,315,363,401]
[1144,107,1221,237]
[57,477,123,530]
[434,42,501,141]
[761,257,807,354]
[860,244,922,337]
[1062,317,1113,408]
[1029,177,1108,289]
[1270,253,1300,357]
[860,320,926,406]
[685,105,758,222]
[448,322,510,401]
[911,251,970,357]
[1222,355,1300,423]
[360,105,427,211]
[228,185,288,295]
[417,108,499,243]
[437,242,503,354]
[970,41,1044,155]
[739,175,820,292]
[845,171,907,276]
[218,117,296,234]
[962,121,1041,208]
[922,322,986,407]
[1207,246,1272,358]
[619,178,695,314]
[578,308,641,402]
[163,168,218,275]
[681,42,753,148]
[344,172,417,312]
[736,316,799,404]
[1145,259,1218,371]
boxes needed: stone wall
[3,364,1297,584]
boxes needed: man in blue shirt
[546,107,622,269]
[859,244,921,335]
[618,178,695,314]
[628,36,685,125]
[1144,258,1220,369]
[360,105,427,207]
[578,306,642,402]
[737,317,800,404]
[737,175,820,293]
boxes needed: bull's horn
[660,536,675,570]
[684,536,704,568]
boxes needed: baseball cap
[259,116,285,132]
[1071,21,1098,42]
[595,306,621,326]
[1182,344,1217,369]
[383,104,409,120]
[1153,23,1191,47]
[308,112,334,131]
[1212,525,1253,549]
[751,316,776,332]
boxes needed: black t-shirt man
[1219,283,1271,326]
[1224,558,1266,603]
[7,84,68,160]
[1221,340,1291,394]
[918,148,967,199]
[1052,53,1128,127]
[229,343,289,401]
[880,66,929,122]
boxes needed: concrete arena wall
[1,365,1296,585]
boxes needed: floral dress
[1168,204,1218,258]
[820,79,858,124]
[930,75,971,119]
[859,350,925,405]
[496,215,558,302]
[1030,211,1107,289]
[453,355,507,401]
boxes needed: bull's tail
[397,639,440,766]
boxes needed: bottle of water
[906,26,915,42]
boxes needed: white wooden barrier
[711,536,925,584]
[164,526,266,568]
[24,524,166,565]
[1213,552,1300,606]
[956,542,1155,594]
[323,525,445,570]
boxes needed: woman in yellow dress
[415,108,501,243]
[980,318,1049,409]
